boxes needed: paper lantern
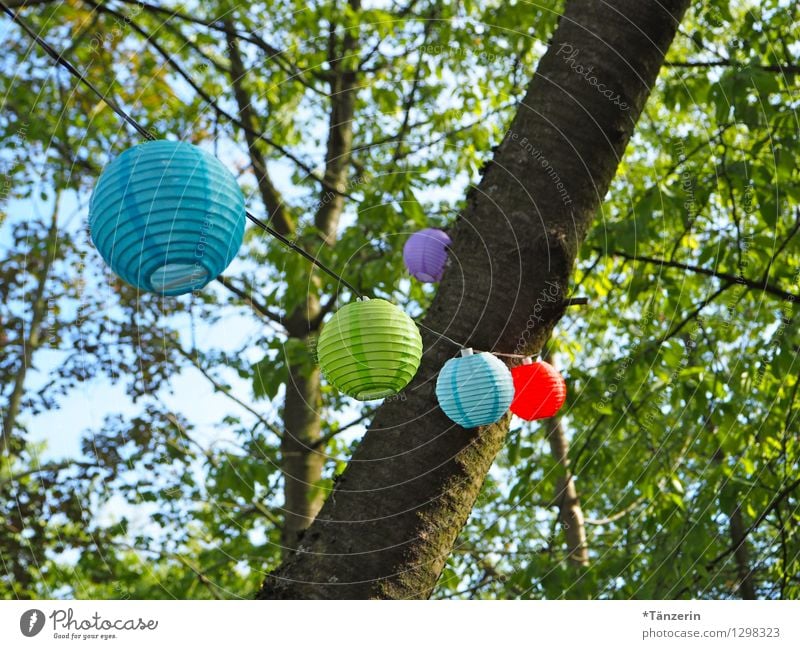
[403,228,452,282]
[317,297,423,400]
[510,358,567,420]
[89,139,246,296]
[436,349,514,427]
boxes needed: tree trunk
[729,504,756,599]
[258,0,691,598]
[225,23,293,235]
[1,197,60,454]
[276,0,360,549]
[225,6,361,551]
[547,422,589,566]
[280,357,326,547]
[542,350,588,566]
[711,431,757,598]
[315,0,359,243]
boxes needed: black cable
[414,320,540,360]
[244,212,363,297]
[414,320,463,349]
[2,1,551,355]
[0,0,363,298]
[1,0,155,141]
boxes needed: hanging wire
[0,0,155,141]
[0,0,363,298]
[243,211,363,297]
[492,351,539,359]
[414,320,464,349]
[414,320,538,360]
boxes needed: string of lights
[0,0,560,370]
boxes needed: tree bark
[1,197,60,454]
[548,417,588,565]
[729,504,757,599]
[541,349,587,565]
[225,24,293,236]
[280,358,326,546]
[258,0,691,598]
[711,431,757,598]
[315,0,359,243]
[276,0,361,549]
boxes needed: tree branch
[112,0,326,87]
[311,408,375,450]
[223,21,294,235]
[216,275,286,328]
[169,342,282,440]
[601,248,799,303]
[709,476,800,568]
[666,60,800,74]
[81,0,351,199]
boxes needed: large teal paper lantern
[436,348,514,427]
[89,140,246,295]
[317,298,423,401]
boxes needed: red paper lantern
[510,359,566,420]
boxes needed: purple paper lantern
[402,228,452,283]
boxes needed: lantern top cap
[460,348,474,357]
[415,227,451,241]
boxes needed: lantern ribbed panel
[403,228,452,282]
[510,361,567,420]
[89,140,245,296]
[436,352,514,427]
[317,299,423,401]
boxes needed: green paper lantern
[317,298,423,401]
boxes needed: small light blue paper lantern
[436,348,514,427]
[89,140,246,295]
